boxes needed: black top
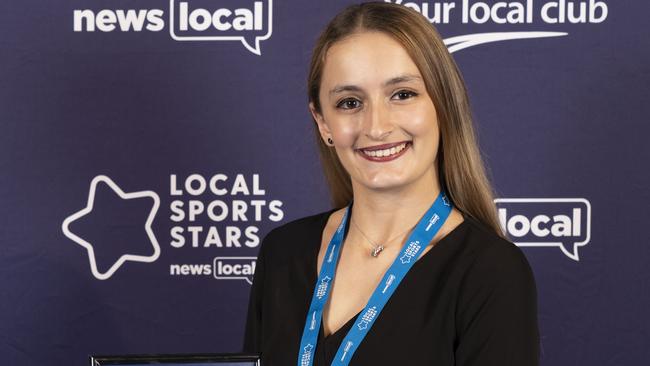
[243,207,540,365]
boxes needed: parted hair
[307,2,506,239]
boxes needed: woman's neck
[349,167,442,243]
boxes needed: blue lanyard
[297,191,452,366]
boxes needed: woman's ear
[309,101,331,142]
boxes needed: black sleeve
[454,239,540,365]
[242,229,271,353]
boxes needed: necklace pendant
[371,245,384,257]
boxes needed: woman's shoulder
[453,216,540,360]
[457,213,537,291]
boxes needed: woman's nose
[363,100,392,140]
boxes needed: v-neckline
[311,206,469,341]
[320,308,362,341]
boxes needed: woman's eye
[336,91,416,109]
[337,98,361,110]
[393,90,418,100]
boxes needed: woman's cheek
[404,106,437,135]
[332,120,361,147]
[409,120,434,139]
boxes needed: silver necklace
[350,219,416,257]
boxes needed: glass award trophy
[90,353,260,366]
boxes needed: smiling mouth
[356,141,412,162]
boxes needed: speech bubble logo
[495,198,591,261]
[169,0,273,55]
[213,256,256,284]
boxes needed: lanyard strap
[297,191,452,366]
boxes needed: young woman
[244,3,539,365]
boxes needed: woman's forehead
[321,31,422,88]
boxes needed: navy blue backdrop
[1,0,649,365]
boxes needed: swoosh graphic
[444,31,568,53]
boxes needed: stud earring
[327,137,333,145]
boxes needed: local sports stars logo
[316,276,331,299]
[357,306,378,330]
[301,344,314,366]
[400,240,421,264]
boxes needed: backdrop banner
[1,1,648,365]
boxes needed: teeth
[362,142,408,157]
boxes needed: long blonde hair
[307,2,506,238]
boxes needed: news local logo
[495,198,591,261]
[72,0,272,55]
[169,257,256,284]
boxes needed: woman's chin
[358,177,412,192]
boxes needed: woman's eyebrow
[328,74,422,96]
[383,74,422,87]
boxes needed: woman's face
[310,31,440,192]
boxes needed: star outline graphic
[61,175,161,280]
